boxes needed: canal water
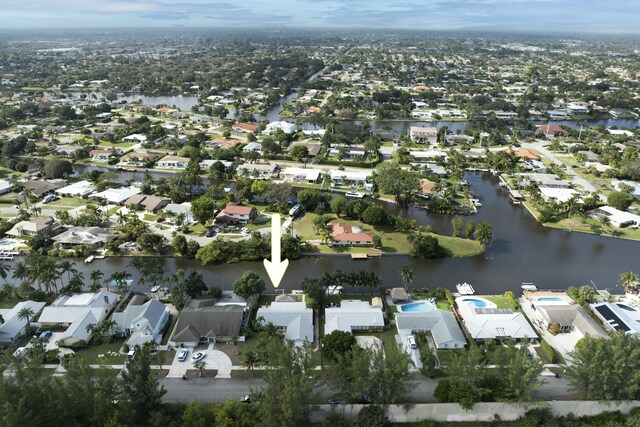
[15,172,637,295]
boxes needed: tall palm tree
[399,265,414,290]
[619,271,639,293]
[0,262,11,286]
[57,260,78,285]
[109,271,132,295]
[12,261,29,285]
[18,307,35,334]
[90,270,104,292]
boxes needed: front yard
[74,339,127,365]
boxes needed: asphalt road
[161,375,577,404]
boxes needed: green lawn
[47,197,87,208]
[143,213,159,222]
[483,295,516,310]
[544,215,640,242]
[353,328,399,356]
[74,340,127,365]
[0,298,21,309]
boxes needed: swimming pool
[537,297,564,302]
[398,301,435,312]
[461,298,488,308]
[0,241,12,245]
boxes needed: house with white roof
[613,180,640,199]
[588,205,640,228]
[591,301,640,335]
[242,142,263,153]
[256,301,313,346]
[123,133,147,143]
[395,310,466,349]
[538,187,579,203]
[38,291,118,346]
[90,186,141,205]
[0,301,47,344]
[112,296,170,347]
[264,121,297,135]
[281,167,322,184]
[157,155,189,169]
[409,126,438,143]
[324,300,384,335]
[0,180,13,195]
[55,180,95,198]
[456,297,537,341]
[329,170,372,185]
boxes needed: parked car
[241,227,250,234]
[407,335,417,349]
[327,399,347,404]
[39,330,53,341]
[177,349,189,362]
[241,394,251,403]
[42,194,57,204]
[13,347,27,358]
[355,395,373,404]
[191,351,206,363]
[205,229,215,238]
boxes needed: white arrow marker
[263,213,289,288]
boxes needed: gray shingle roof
[171,305,244,343]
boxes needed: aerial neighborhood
[1,28,640,426]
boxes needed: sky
[0,0,638,34]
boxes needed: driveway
[166,346,233,379]
[396,333,421,371]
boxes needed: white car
[407,335,417,349]
[241,227,250,234]
[191,351,206,363]
[13,347,27,358]
[177,349,189,362]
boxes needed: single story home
[287,142,322,158]
[612,180,640,199]
[281,167,322,184]
[6,217,61,237]
[588,205,640,228]
[38,291,118,346]
[163,202,193,223]
[55,180,95,198]
[123,133,147,143]
[324,300,384,335]
[215,204,257,224]
[256,301,314,346]
[328,222,372,246]
[536,124,570,138]
[206,138,243,150]
[538,187,579,203]
[90,186,141,205]
[89,149,114,161]
[395,310,466,349]
[232,122,259,133]
[112,296,170,347]
[456,297,537,341]
[0,180,13,195]
[157,155,190,169]
[242,142,262,153]
[0,301,47,344]
[236,163,278,180]
[169,300,246,347]
[264,121,297,135]
[118,151,160,166]
[199,159,234,171]
[124,194,171,213]
[533,303,608,338]
[23,179,67,198]
[591,302,640,335]
[329,170,372,185]
[52,226,117,249]
[409,126,438,143]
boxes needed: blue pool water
[0,241,12,245]
[461,298,488,308]
[537,297,564,302]
[398,301,434,312]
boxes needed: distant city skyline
[0,0,638,34]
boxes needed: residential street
[161,375,577,403]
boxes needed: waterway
[12,172,637,295]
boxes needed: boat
[521,283,537,292]
[470,198,482,207]
[84,255,95,264]
[345,192,366,199]
[456,282,475,295]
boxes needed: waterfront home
[111,296,170,347]
[118,151,160,167]
[329,170,372,185]
[199,159,234,171]
[163,202,194,223]
[409,126,438,143]
[455,296,537,341]
[591,301,640,335]
[519,173,571,188]
[567,102,590,115]
[0,180,11,195]
[89,149,114,161]
[157,155,190,169]
[124,194,171,213]
[395,310,466,349]
[215,204,257,224]
[328,147,366,160]
[493,111,519,120]
[236,163,278,179]
[6,217,61,237]
[0,301,47,344]
[328,222,373,246]
[168,300,245,347]
[256,301,313,346]
[588,206,640,228]
[90,186,141,205]
[324,300,384,335]
[264,121,297,135]
[536,124,570,138]
[232,122,259,133]
[52,226,117,250]
[38,291,118,346]
[528,295,608,338]
[55,180,95,198]
[538,187,579,203]
[409,150,449,162]
[281,167,322,184]
[205,137,242,150]
[390,288,409,303]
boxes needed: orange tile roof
[233,122,259,132]
[222,204,255,215]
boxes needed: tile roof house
[232,122,259,133]
[6,217,61,237]
[215,204,257,224]
[206,138,243,150]
[124,194,171,213]
[112,297,170,347]
[0,301,47,344]
[118,151,160,166]
[157,155,190,169]
[395,310,466,349]
[38,291,118,346]
[328,222,372,246]
[536,125,570,138]
[52,226,117,249]
[324,300,384,335]
[456,297,537,341]
[169,301,245,347]
[257,301,313,346]
[410,126,438,143]
[24,180,67,198]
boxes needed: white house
[123,133,148,143]
[256,301,313,346]
[588,205,640,228]
[567,103,590,115]
[236,163,278,179]
[89,149,114,161]
[111,296,170,347]
[264,121,297,135]
[242,142,263,153]
[591,301,640,335]
[329,170,372,185]
[612,180,640,199]
[55,180,96,198]
[90,186,141,205]
[395,310,466,349]
[409,126,438,143]
[324,300,384,335]
[38,291,118,346]
[538,187,579,203]
[0,179,12,195]
[157,155,189,169]
[456,297,537,341]
[0,301,47,344]
[281,167,322,184]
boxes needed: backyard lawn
[74,340,127,365]
[47,197,87,208]
[0,298,21,309]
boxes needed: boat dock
[351,252,382,259]
[509,189,525,205]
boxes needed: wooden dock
[351,253,368,259]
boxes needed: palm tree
[241,350,260,371]
[0,262,11,286]
[600,215,611,229]
[619,271,639,294]
[12,261,29,286]
[109,271,132,295]
[18,307,35,334]
[399,265,414,291]
[58,260,78,285]
[90,270,104,292]
[193,360,207,377]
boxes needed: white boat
[84,255,95,264]
[521,283,537,291]
[470,198,482,207]
[345,192,366,199]
[456,282,475,295]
